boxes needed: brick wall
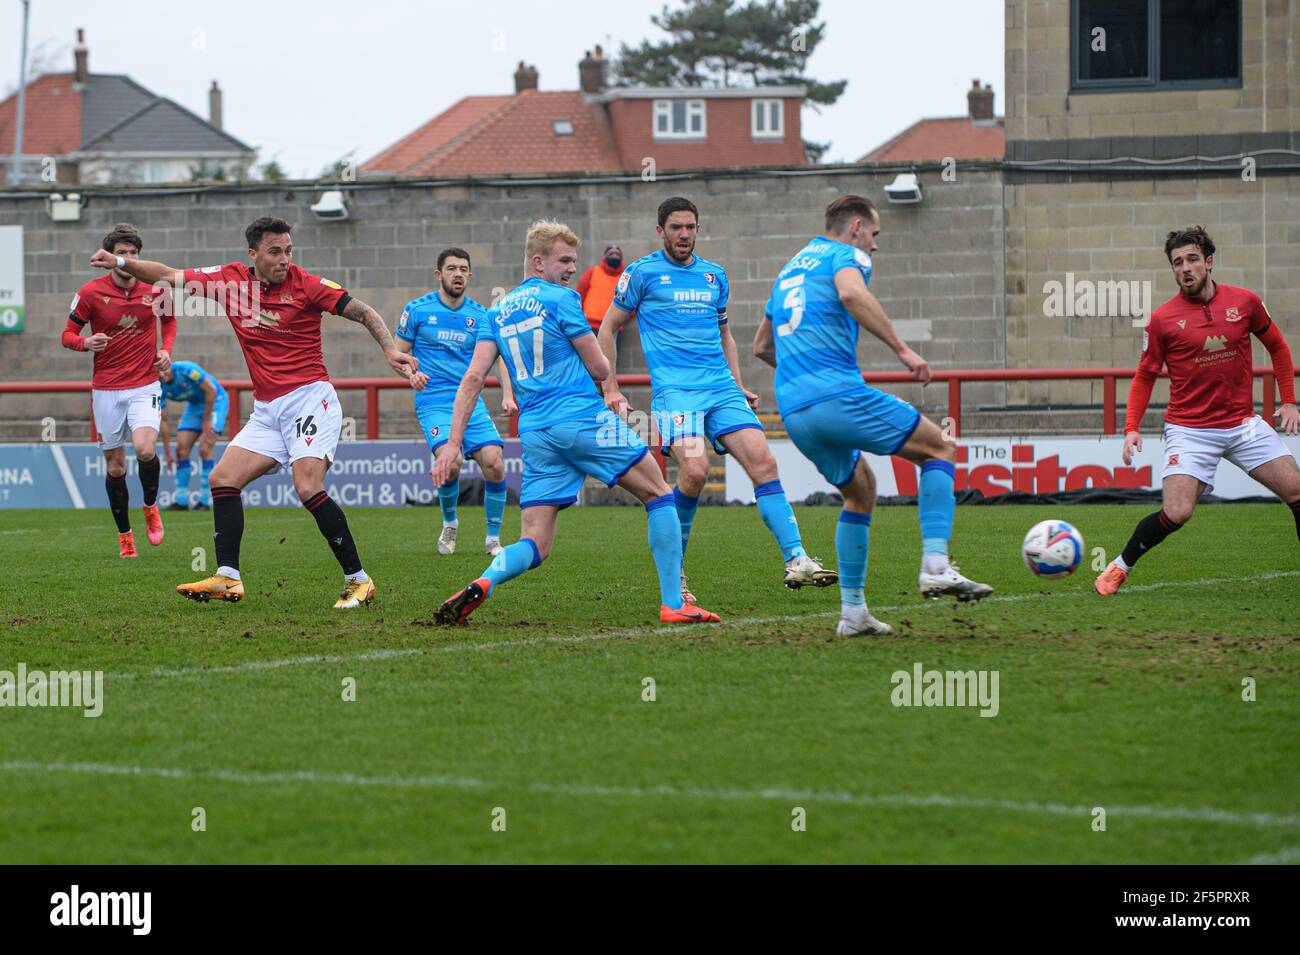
[0,166,1008,439]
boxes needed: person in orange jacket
[577,244,629,334]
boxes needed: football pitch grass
[1,502,1296,864]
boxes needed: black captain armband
[334,293,354,315]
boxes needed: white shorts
[93,382,162,451]
[230,380,342,470]
[1161,415,1293,493]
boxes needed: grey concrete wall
[0,166,1008,439]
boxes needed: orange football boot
[437,578,491,625]
[660,602,721,624]
[118,531,138,558]
[142,503,164,545]
[176,574,245,602]
[1093,561,1129,596]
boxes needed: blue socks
[484,478,506,538]
[673,486,699,555]
[175,460,193,507]
[836,510,871,606]
[754,479,806,562]
[919,460,955,562]
[481,537,542,596]
[199,458,213,506]
[438,479,459,525]
[646,493,685,609]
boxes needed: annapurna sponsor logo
[890,662,1000,717]
[50,885,151,935]
[0,664,103,718]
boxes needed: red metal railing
[2,368,1291,441]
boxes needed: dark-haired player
[598,196,836,601]
[754,195,992,636]
[63,223,175,557]
[1095,226,1299,595]
[90,216,419,607]
[395,248,516,558]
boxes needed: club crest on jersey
[430,426,440,437]
[1225,307,1242,322]
[672,413,685,426]
[279,293,294,303]
[142,294,153,306]
[465,317,475,328]
[1168,455,1179,467]
[704,273,715,285]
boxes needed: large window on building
[653,99,706,139]
[1072,0,1240,91]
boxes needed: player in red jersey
[1095,226,1299,595]
[90,217,420,608]
[63,224,176,557]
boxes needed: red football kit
[1125,282,1295,432]
[63,273,177,389]
[179,262,351,402]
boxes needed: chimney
[514,61,539,94]
[967,79,995,122]
[209,80,223,130]
[578,45,608,95]
[73,28,88,85]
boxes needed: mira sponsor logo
[0,664,104,717]
[1042,273,1153,327]
[891,662,1000,717]
[672,289,713,303]
[50,885,151,935]
[889,442,1152,498]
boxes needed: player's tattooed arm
[340,298,420,381]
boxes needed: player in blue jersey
[396,248,516,557]
[433,220,719,626]
[598,196,836,601]
[158,359,227,511]
[753,194,992,636]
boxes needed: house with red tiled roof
[861,80,1005,163]
[0,29,254,185]
[363,48,807,178]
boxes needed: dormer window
[653,99,705,139]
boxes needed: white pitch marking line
[1,759,1296,830]
[102,569,1300,683]
[1237,846,1300,864]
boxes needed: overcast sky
[2,0,1004,177]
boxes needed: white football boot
[919,562,993,602]
[836,605,893,636]
[484,536,503,557]
[437,523,458,556]
[783,555,838,589]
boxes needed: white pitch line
[102,569,1300,683]
[1,759,1296,830]
[1237,846,1300,864]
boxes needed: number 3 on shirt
[505,315,546,381]
[776,273,806,337]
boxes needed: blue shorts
[177,394,229,434]
[651,385,763,455]
[519,412,648,509]
[418,399,503,457]
[783,388,922,488]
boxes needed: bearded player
[434,220,719,626]
[396,248,517,558]
[598,196,836,602]
[1095,226,1299,595]
[90,216,419,608]
[63,223,175,557]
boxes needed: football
[1022,519,1084,579]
